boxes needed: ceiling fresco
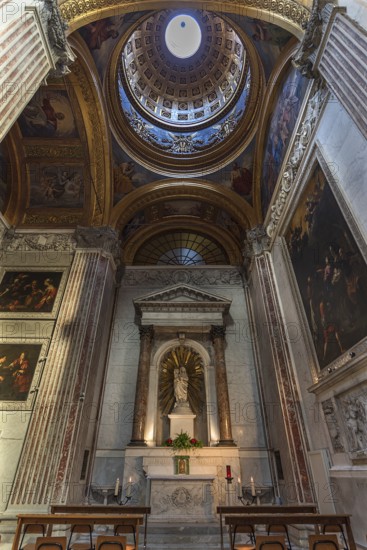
[4,4,309,265]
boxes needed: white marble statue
[173,366,189,404]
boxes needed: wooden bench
[224,514,356,550]
[50,506,150,550]
[13,514,144,550]
[217,505,318,550]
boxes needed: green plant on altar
[164,430,203,451]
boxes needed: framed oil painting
[285,159,367,369]
[0,269,67,319]
[0,341,47,409]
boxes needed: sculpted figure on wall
[174,366,189,405]
[341,395,367,452]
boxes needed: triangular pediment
[134,284,231,306]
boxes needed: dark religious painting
[286,162,367,369]
[29,164,84,208]
[0,271,63,314]
[18,89,79,138]
[0,142,11,213]
[0,343,42,402]
[261,65,308,218]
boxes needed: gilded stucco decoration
[60,0,310,38]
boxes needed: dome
[119,10,248,129]
[107,9,263,176]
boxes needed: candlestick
[126,476,132,497]
[250,476,256,497]
[226,465,231,478]
[114,477,120,497]
[237,477,241,497]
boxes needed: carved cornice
[121,267,244,287]
[111,180,256,231]
[245,225,271,257]
[60,0,310,37]
[1,229,75,252]
[38,0,75,77]
[266,78,328,238]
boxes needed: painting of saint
[29,165,84,208]
[18,89,79,138]
[285,162,367,368]
[261,65,308,218]
[0,271,63,314]
[0,344,42,402]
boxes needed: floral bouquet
[164,430,203,451]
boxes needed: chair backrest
[95,536,126,550]
[309,534,339,550]
[114,525,136,545]
[19,524,47,549]
[35,536,67,550]
[256,535,287,550]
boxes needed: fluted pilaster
[129,325,154,446]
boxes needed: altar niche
[157,344,208,446]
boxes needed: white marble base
[148,474,216,521]
[168,410,196,439]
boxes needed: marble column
[8,227,119,508]
[129,325,154,446]
[210,325,235,446]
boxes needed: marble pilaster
[253,251,314,502]
[7,228,118,508]
[210,325,235,446]
[129,325,154,446]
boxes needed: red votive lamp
[226,465,232,478]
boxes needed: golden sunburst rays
[159,345,204,415]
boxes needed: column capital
[210,325,226,340]
[74,226,121,260]
[139,325,154,341]
[243,226,271,263]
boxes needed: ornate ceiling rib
[110,179,257,230]
[60,0,310,38]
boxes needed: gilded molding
[111,179,256,231]
[60,0,309,37]
[23,212,83,225]
[24,144,84,158]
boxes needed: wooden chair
[232,525,256,550]
[309,534,339,550]
[256,535,287,550]
[95,536,126,550]
[19,524,47,550]
[35,537,67,550]
[322,525,349,550]
[67,525,94,550]
[267,525,292,550]
[114,525,136,550]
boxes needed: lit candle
[114,477,120,496]
[250,476,256,496]
[126,476,132,497]
[238,477,242,497]
[226,465,231,479]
